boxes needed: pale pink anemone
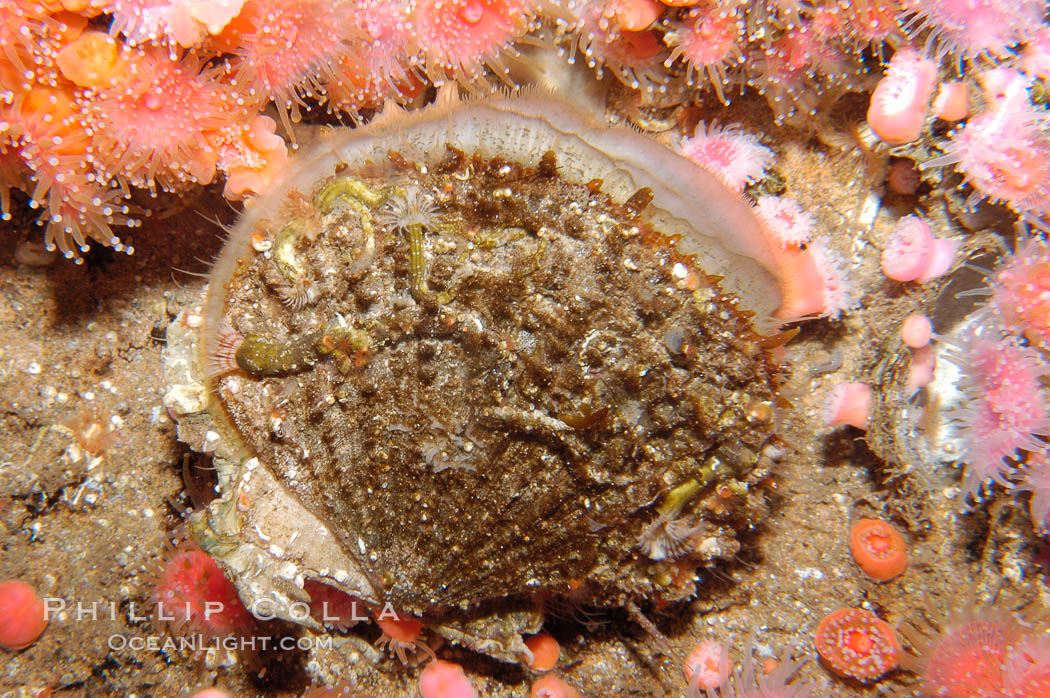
[679,122,773,194]
[944,327,1050,503]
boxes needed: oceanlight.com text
[107,634,333,652]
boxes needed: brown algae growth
[163,92,792,659]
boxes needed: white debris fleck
[162,383,207,415]
[697,537,720,556]
[252,235,273,252]
[795,567,824,581]
[253,524,270,542]
[856,190,881,231]
[202,430,220,452]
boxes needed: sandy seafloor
[0,79,1046,698]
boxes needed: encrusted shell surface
[164,92,788,659]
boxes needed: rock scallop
[163,90,790,659]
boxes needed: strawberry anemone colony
[930,232,1050,535]
[4,0,1049,262]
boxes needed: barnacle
[376,185,440,232]
[334,182,450,304]
[638,479,704,561]
[275,277,318,310]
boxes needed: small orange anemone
[0,580,48,650]
[524,632,560,671]
[609,0,662,32]
[850,518,908,581]
[54,30,125,89]
[815,608,900,682]
[530,674,581,698]
[373,611,435,664]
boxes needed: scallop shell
[163,91,789,660]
